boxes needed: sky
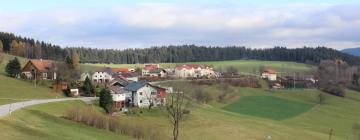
[0,0,359,50]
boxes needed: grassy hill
[0,53,64,105]
[82,60,313,74]
[0,101,132,140]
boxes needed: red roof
[144,64,159,70]
[23,59,54,72]
[112,68,130,73]
[263,68,277,74]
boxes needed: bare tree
[166,89,188,140]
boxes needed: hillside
[342,47,360,56]
[0,54,64,105]
[1,85,360,140]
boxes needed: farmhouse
[261,68,277,81]
[174,64,215,78]
[92,67,134,83]
[107,77,131,110]
[22,59,56,80]
[124,81,166,108]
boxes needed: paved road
[0,97,97,117]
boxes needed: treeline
[2,31,360,65]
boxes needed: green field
[82,60,313,73]
[0,101,132,140]
[223,96,315,120]
[0,54,64,105]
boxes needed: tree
[317,60,349,97]
[82,76,94,96]
[166,89,189,140]
[5,57,21,78]
[99,88,114,114]
[71,49,80,69]
[0,40,3,52]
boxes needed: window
[42,73,47,78]
[151,92,156,95]
[139,92,143,95]
[140,100,143,103]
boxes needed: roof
[124,81,166,91]
[124,81,148,91]
[108,76,130,87]
[149,68,165,74]
[108,86,126,94]
[24,59,54,72]
[95,67,130,74]
[263,68,277,74]
[175,64,211,70]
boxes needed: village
[18,58,318,113]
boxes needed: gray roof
[108,86,126,94]
[124,81,148,91]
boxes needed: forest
[1,31,360,65]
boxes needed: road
[0,97,97,117]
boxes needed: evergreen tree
[99,88,113,113]
[82,76,94,96]
[5,57,21,78]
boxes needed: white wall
[112,93,126,102]
[134,85,158,108]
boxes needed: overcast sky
[0,0,359,50]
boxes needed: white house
[107,77,131,110]
[261,68,277,81]
[92,67,134,83]
[124,81,166,108]
[174,64,215,78]
[142,64,160,76]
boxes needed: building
[124,81,166,108]
[80,73,91,82]
[22,59,56,80]
[142,64,160,76]
[148,68,167,77]
[92,67,133,83]
[107,77,130,110]
[174,64,215,78]
[261,68,277,81]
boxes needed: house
[174,64,215,78]
[80,73,91,82]
[92,67,133,83]
[142,64,160,76]
[124,81,166,108]
[92,67,113,83]
[22,59,56,80]
[148,68,167,77]
[107,76,131,110]
[261,68,277,81]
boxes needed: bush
[64,106,166,140]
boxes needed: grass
[0,54,64,105]
[223,96,315,120]
[0,101,133,140]
[82,59,313,73]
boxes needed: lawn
[223,96,315,120]
[82,60,313,74]
[0,101,133,140]
[0,54,64,105]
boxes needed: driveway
[0,97,97,117]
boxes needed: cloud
[0,3,359,49]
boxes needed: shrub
[64,106,166,140]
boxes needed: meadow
[0,54,64,105]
